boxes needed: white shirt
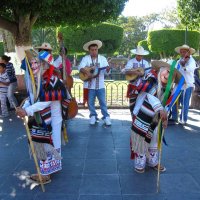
[176,56,196,88]
[23,100,62,125]
[78,55,108,89]
[125,58,150,70]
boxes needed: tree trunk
[0,29,15,52]
[0,13,38,60]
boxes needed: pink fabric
[59,58,72,75]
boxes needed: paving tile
[84,159,117,174]
[86,148,116,159]
[79,175,121,194]
[79,195,122,200]
[35,194,78,200]
[120,173,157,194]
[160,173,200,193]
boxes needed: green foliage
[178,0,200,29]
[32,27,58,53]
[147,29,200,58]
[138,40,160,60]
[109,15,160,56]
[57,23,123,54]
[0,42,4,55]
[0,0,128,26]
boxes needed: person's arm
[147,93,168,128]
[16,101,51,118]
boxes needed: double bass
[57,32,78,119]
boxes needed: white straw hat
[35,42,52,51]
[83,40,102,51]
[130,46,149,55]
[175,44,195,54]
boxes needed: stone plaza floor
[0,109,200,200]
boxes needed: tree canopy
[57,23,123,54]
[0,0,128,46]
[178,0,200,29]
[147,29,200,58]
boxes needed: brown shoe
[30,174,51,184]
[152,164,166,172]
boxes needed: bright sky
[122,0,177,17]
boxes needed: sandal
[29,174,51,184]
[152,164,166,172]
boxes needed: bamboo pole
[14,104,45,192]
[156,127,165,193]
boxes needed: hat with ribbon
[83,40,102,51]
[130,46,149,55]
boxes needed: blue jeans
[171,87,193,122]
[88,88,109,119]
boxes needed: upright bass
[57,32,78,119]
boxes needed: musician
[125,46,150,114]
[171,44,196,125]
[54,47,72,78]
[78,40,111,126]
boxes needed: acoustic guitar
[125,67,145,81]
[79,65,107,81]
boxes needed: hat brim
[151,60,184,84]
[175,46,195,54]
[83,40,102,51]
[151,60,170,71]
[25,49,39,61]
[130,49,149,55]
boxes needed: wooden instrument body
[79,65,100,81]
[125,67,144,81]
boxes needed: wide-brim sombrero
[83,40,102,51]
[151,60,183,84]
[175,44,195,54]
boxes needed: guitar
[79,65,107,81]
[125,67,145,81]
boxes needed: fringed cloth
[130,128,158,159]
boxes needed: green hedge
[147,29,200,58]
[57,23,123,55]
[0,42,4,55]
[138,40,160,60]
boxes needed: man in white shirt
[78,40,111,125]
[171,44,196,125]
[125,46,150,114]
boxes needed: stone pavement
[0,109,200,200]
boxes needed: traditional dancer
[130,60,182,173]
[16,49,71,184]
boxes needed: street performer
[130,60,183,173]
[16,49,71,184]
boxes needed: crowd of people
[0,39,199,185]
